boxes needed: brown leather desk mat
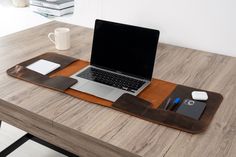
[50,59,176,108]
[113,87,223,133]
[7,52,223,133]
[7,53,78,92]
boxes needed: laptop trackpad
[79,81,114,97]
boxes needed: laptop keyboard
[76,67,146,92]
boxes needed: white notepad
[26,59,61,75]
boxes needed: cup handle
[48,32,55,44]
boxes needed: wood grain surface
[0,21,235,157]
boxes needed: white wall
[0,0,49,37]
[59,0,236,57]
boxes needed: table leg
[0,133,79,156]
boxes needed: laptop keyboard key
[77,67,145,92]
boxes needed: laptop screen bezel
[90,19,160,80]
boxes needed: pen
[164,98,171,110]
[169,98,181,111]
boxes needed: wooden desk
[0,21,235,157]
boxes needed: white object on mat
[26,59,61,75]
[191,91,208,101]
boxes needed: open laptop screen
[91,19,160,80]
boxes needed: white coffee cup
[48,27,71,50]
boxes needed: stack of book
[29,0,74,17]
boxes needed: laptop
[70,19,160,102]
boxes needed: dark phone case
[176,99,206,120]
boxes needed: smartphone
[176,99,206,120]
